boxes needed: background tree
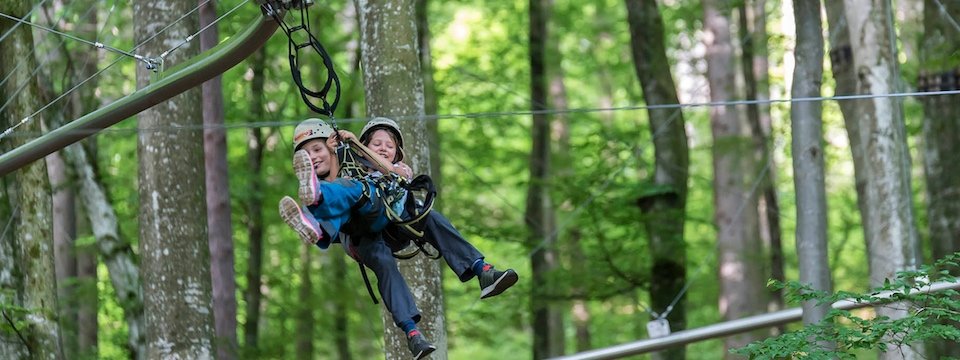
[356,0,447,358]
[0,0,63,357]
[242,46,267,355]
[133,0,216,357]
[0,97,26,359]
[702,0,767,354]
[528,0,565,357]
[790,0,833,328]
[844,0,921,358]
[199,1,239,358]
[918,0,960,357]
[624,0,689,358]
[738,0,784,321]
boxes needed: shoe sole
[414,344,436,360]
[480,269,518,299]
[294,150,319,206]
[279,196,321,245]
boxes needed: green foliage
[733,253,960,359]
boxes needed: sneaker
[407,333,437,360]
[279,196,322,245]
[293,150,320,206]
[479,266,518,299]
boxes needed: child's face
[366,129,398,163]
[301,138,335,179]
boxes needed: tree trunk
[0,115,27,359]
[825,0,870,241]
[790,0,833,328]
[331,248,353,360]
[134,0,216,357]
[199,1,238,358]
[843,0,921,358]
[243,47,267,354]
[49,150,78,359]
[356,0,447,358]
[68,2,100,355]
[64,141,145,359]
[920,0,960,266]
[295,248,315,359]
[739,0,784,324]
[529,0,564,357]
[0,0,64,356]
[624,1,690,359]
[701,0,766,355]
[918,0,960,357]
[415,0,442,187]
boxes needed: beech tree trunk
[790,0,833,329]
[843,0,921,358]
[416,0,442,185]
[65,141,145,359]
[134,0,216,357]
[702,0,767,355]
[356,0,447,358]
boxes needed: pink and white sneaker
[279,196,322,245]
[293,150,320,206]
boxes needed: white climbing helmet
[359,117,405,161]
[293,118,335,151]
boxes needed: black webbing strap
[358,262,379,304]
[262,1,341,116]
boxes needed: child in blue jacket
[279,118,517,360]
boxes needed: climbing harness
[264,0,439,305]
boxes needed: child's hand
[337,130,357,141]
[394,161,413,180]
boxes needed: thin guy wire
[0,204,19,246]
[0,10,157,67]
[934,0,960,34]
[525,105,686,259]
[0,0,83,100]
[0,0,239,141]
[0,0,49,44]
[157,0,250,61]
[0,2,95,117]
[96,0,119,43]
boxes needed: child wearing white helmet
[356,117,519,300]
[279,118,436,359]
[279,117,519,360]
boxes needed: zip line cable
[4,87,960,139]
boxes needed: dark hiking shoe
[408,333,437,360]
[293,149,320,206]
[279,196,321,245]
[479,266,518,299]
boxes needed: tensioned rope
[0,0,250,142]
[4,87,960,139]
